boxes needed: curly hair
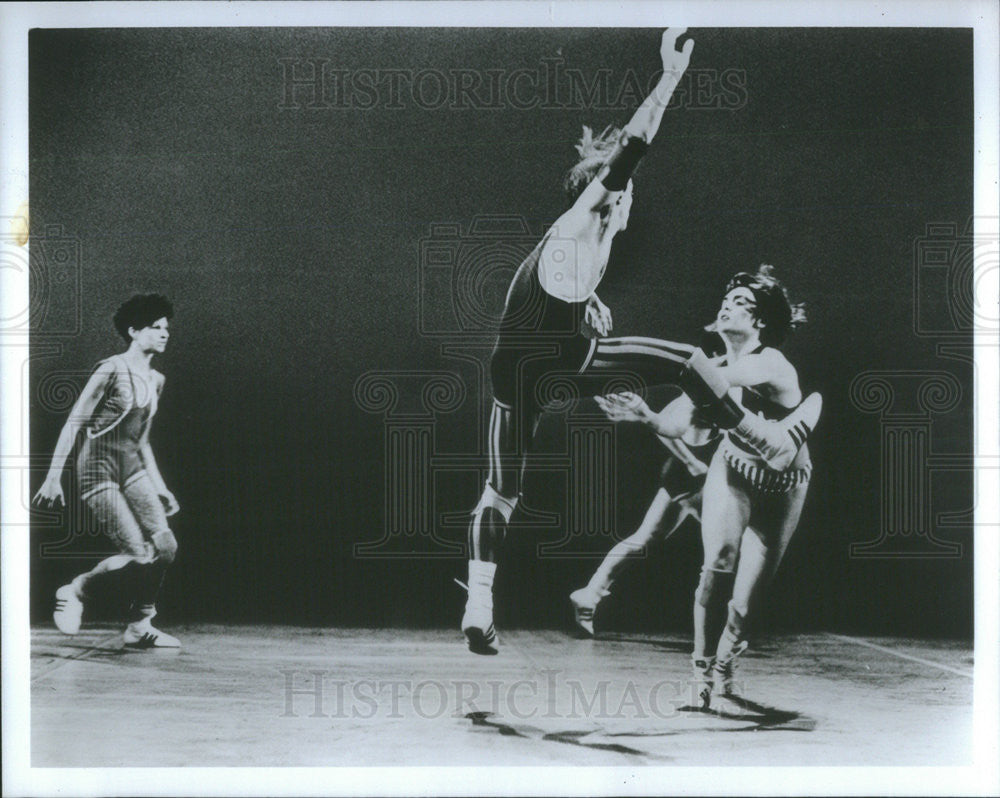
[712,265,806,348]
[113,294,174,343]
[563,124,626,205]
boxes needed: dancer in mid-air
[463,29,820,655]
[461,28,699,654]
[33,294,182,648]
[602,266,821,707]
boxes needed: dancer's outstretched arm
[573,28,695,216]
[32,362,115,508]
[596,392,697,440]
[542,29,695,304]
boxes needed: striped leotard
[722,384,812,494]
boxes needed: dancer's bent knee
[694,566,736,607]
[474,483,518,524]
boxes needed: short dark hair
[724,265,806,347]
[563,124,625,205]
[113,294,173,343]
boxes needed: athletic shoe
[53,584,84,635]
[569,588,599,637]
[123,618,181,649]
[460,561,499,655]
[734,392,823,471]
[692,656,715,709]
[461,604,499,655]
[713,640,749,697]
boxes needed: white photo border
[2,2,997,796]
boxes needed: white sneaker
[713,640,749,697]
[692,656,715,709]
[569,588,599,637]
[123,618,181,649]
[460,561,499,655]
[53,584,84,635]
[461,603,499,655]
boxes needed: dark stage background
[29,28,974,637]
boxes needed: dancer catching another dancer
[602,266,822,707]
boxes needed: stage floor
[30,625,973,767]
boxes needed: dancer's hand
[595,391,650,423]
[159,490,180,517]
[32,475,65,509]
[660,28,695,81]
[585,294,613,337]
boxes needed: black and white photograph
[2,2,998,795]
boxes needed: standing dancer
[461,29,699,654]
[578,317,818,640]
[33,294,181,648]
[674,266,821,708]
[596,267,821,704]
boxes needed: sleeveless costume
[485,235,694,497]
[78,355,161,499]
[77,355,170,557]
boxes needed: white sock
[467,560,497,610]
[583,579,612,602]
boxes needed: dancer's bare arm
[32,362,115,508]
